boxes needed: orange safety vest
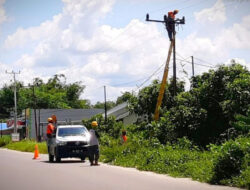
[122,135,127,142]
[168,12,175,19]
[46,123,54,135]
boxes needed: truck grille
[66,141,87,146]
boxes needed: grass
[1,138,48,154]
[100,141,214,182]
[0,135,11,147]
[99,135,250,189]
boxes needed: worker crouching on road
[89,121,100,166]
[166,9,179,41]
[46,117,55,153]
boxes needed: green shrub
[210,137,250,187]
[0,135,11,147]
[99,134,214,182]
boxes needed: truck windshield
[58,127,87,137]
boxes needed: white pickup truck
[48,125,90,162]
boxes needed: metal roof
[30,108,104,123]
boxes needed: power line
[135,61,168,90]
[111,77,148,87]
[176,58,215,68]
[194,57,215,65]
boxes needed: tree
[130,78,185,122]
[116,92,135,105]
[163,62,250,146]
[131,61,250,146]
[232,111,250,135]
[0,85,14,118]
[0,75,90,119]
[93,101,116,110]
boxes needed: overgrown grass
[99,135,250,189]
[100,137,214,182]
[3,139,47,154]
[0,135,11,147]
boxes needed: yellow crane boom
[154,40,174,121]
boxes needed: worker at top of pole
[168,9,179,20]
[166,9,179,41]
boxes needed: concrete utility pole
[104,86,107,124]
[1,121,2,138]
[6,70,20,134]
[146,12,185,96]
[191,56,194,76]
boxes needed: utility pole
[32,85,38,141]
[146,13,185,96]
[173,29,177,96]
[6,70,20,134]
[191,56,194,76]
[104,86,107,124]
[1,121,2,138]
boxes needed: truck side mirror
[146,14,149,21]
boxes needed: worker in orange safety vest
[46,117,55,138]
[166,10,179,41]
[46,117,55,153]
[121,130,127,143]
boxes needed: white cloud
[2,0,250,104]
[215,15,250,49]
[0,0,6,26]
[194,0,226,24]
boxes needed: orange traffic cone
[33,144,39,159]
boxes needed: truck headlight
[56,139,67,146]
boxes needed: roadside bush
[99,134,214,182]
[0,135,11,147]
[210,137,250,187]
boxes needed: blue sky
[0,0,250,103]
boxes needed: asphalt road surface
[0,149,241,190]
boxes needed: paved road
[0,149,241,190]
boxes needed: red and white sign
[7,120,25,129]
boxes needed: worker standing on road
[166,9,179,41]
[46,117,55,153]
[89,121,100,166]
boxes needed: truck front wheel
[55,156,61,162]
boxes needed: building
[104,102,138,125]
[26,108,104,140]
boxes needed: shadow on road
[41,160,86,164]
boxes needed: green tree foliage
[232,111,250,135]
[209,137,250,187]
[116,91,135,105]
[130,78,185,122]
[0,82,24,118]
[82,114,124,138]
[0,74,90,118]
[130,62,249,146]
[93,101,116,110]
[190,63,249,145]
[0,85,14,118]
[158,63,250,146]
